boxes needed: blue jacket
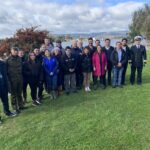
[43,57,58,76]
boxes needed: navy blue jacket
[0,60,8,92]
[130,45,147,67]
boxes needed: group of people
[0,36,147,124]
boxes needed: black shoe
[112,85,116,88]
[73,90,77,93]
[101,85,106,89]
[5,112,17,117]
[32,101,39,106]
[93,85,97,90]
[15,109,21,114]
[36,99,42,105]
[19,106,28,110]
[66,92,70,95]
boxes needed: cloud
[0,0,144,38]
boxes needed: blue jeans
[112,66,124,86]
[45,75,57,92]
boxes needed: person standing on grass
[81,47,93,92]
[34,48,44,102]
[6,47,25,114]
[102,39,114,86]
[43,49,58,100]
[18,49,28,104]
[121,38,131,85]
[0,54,16,122]
[92,45,107,90]
[52,47,63,96]
[130,36,147,85]
[61,46,77,95]
[71,39,83,90]
[23,52,43,106]
[111,42,126,88]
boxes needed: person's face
[41,45,46,51]
[122,40,127,46]
[34,49,40,56]
[135,40,141,45]
[11,49,18,56]
[88,40,93,46]
[30,53,35,61]
[66,49,71,55]
[97,46,102,53]
[54,49,59,56]
[105,40,110,47]
[18,51,24,58]
[77,41,83,48]
[96,41,100,47]
[72,40,77,48]
[84,48,89,54]
[44,39,50,45]
[116,43,122,49]
[45,50,50,57]
[56,42,61,48]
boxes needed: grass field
[0,53,150,150]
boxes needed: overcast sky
[0,0,148,38]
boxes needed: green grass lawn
[0,53,150,150]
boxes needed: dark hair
[28,52,35,61]
[116,41,122,45]
[11,47,19,51]
[96,39,100,42]
[83,47,89,54]
[105,38,110,42]
[65,46,71,51]
[97,45,103,50]
[88,37,93,41]
[122,38,128,42]
[56,39,62,43]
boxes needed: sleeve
[143,46,147,60]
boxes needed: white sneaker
[85,87,88,92]
[87,87,91,92]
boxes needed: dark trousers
[94,75,106,86]
[37,81,44,99]
[130,65,143,84]
[28,80,38,101]
[10,79,24,110]
[45,75,58,93]
[0,88,10,114]
[64,73,76,93]
[23,79,43,101]
[107,64,112,85]
[23,79,28,101]
[76,71,83,89]
[122,63,128,85]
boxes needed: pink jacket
[92,51,107,76]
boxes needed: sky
[0,0,149,38]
